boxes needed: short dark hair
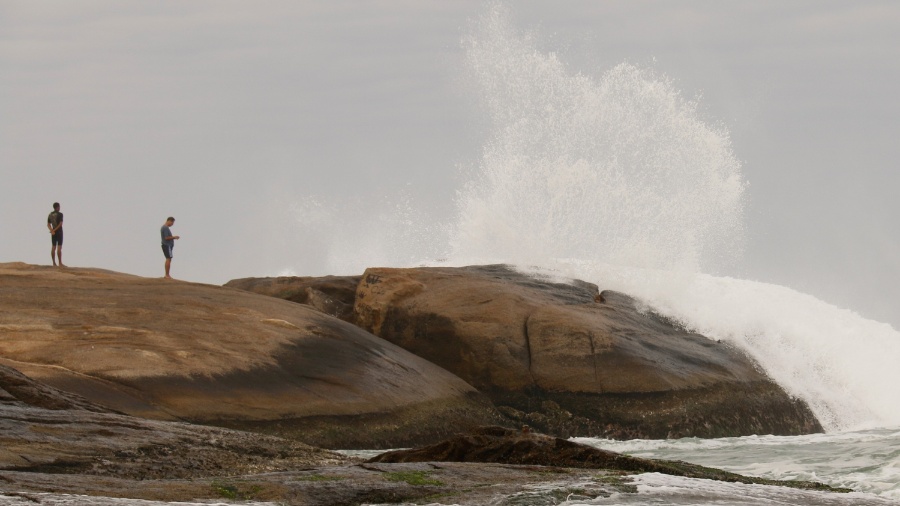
[53,202,60,210]
[167,217,175,222]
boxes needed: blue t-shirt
[161,225,174,247]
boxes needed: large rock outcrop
[0,263,503,448]
[351,265,822,439]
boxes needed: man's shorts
[51,230,63,247]
[161,244,174,259]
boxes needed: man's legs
[162,244,174,278]
[51,232,65,267]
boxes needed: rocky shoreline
[0,262,843,504]
[0,368,847,505]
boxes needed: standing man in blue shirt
[47,202,64,267]
[160,217,180,279]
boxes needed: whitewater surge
[574,427,900,500]
[287,4,900,434]
[607,268,900,432]
[504,261,900,432]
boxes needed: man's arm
[47,216,62,234]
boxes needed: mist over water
[291,4,900,432]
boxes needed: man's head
[166,217,175,226]
[53,202,60,211]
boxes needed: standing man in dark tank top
[47,202,64,267]
[160,216,180,279]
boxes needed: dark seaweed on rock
[369,426,851,493]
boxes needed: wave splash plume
[285,4,900,433]
[450,4,745,273]
[443,4,900,433]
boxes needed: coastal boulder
[353,265,822,439]
[0,263,503,448]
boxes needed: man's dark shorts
[51,230,63,247]
[162,244,174,259]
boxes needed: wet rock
[369,426,847,492]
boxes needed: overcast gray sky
[3,1,900,327]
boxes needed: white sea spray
[450,3,745,274]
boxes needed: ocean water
[568,472,899,505]
[576,427,900,503]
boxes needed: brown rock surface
[0,262,502,448]
[0,362,347,479]
[353,264,822,439]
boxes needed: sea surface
[574,427,900,504]
[340,427,900,504]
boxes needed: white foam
[621,271,900,431]
[580,473,898,505]
[573,427,900,499]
